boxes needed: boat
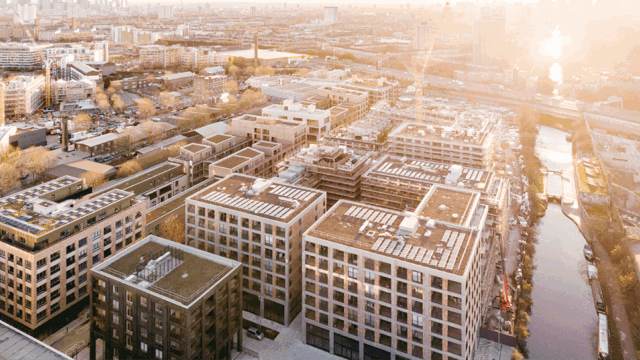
[598,313,610,360]
[584,244,594,261]
[592,280,606,314]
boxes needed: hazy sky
[127,0,542,5]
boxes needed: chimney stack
[61,118,69,152]
[254,32,259,66]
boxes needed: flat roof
[254,141,279,148]
[206,134,233,144]
[0,320,72,359]
[306,200,478,276]
[366,155,493,191]
[77,133,119,147]
[94,236,240,306]
[93,162,181,197]
[183,144,209,153]
[213,154,257,169]
[189,174,323,223]
[235,148,262,158]
[416,185,480,226]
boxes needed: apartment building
[139,45,181,69]
[387,119,500,170]
[163,72,196,90]
[339,77,400,108]
[51,78,96,106]
[4,75,45,116]
[209,148,265,179]
[90,235,243,360]
[0,43,50,69]
[302,193,488,360]
[290,145,373,206]
[317,86,368,121]
[361,155,509,234]
[230,114,307,155]
[75,123,179,158]
[0,176,146,331]
[44,45,107,63]
[180,47,226,69]
[186,174,326,327]
[262,100,333,142]
[193,75,226,103]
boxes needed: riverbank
[560,159,637,360]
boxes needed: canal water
[526,126,598,359]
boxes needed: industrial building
[185,174,326,327]
[90,235,243,360]
[0,176,146,331]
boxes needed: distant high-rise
[157,5,173,19]
[324,6,338,24]
[13,4,37,24]
[250,5,256,16]
[414,22,436,50]
[473,7,506,66]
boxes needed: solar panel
[392,242,404,256]
[441,230,451,245]
[271,186,284,195]
[447,231,458,248]
[302,192,316,201]
[371,237,385,251]
[407,247,420,260]
[253,203,270,213]
[454,233,466,250]
[354,208,367,218]
[345,206,357,217]
[290,190,304,199]
[378,239,392,252]
[271,207,286,217]
[260,204,276,214]
[438,250,451,268]
[422,250,434,264]
[363,209,374,220]
[400,245,412,258]
[385,241,397,254]
[446,251,458,270]
[373,212,385,223]
[280,209,295,219]
[281,188,296,197]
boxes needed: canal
[526,126,598,359]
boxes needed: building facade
[185,174,326,327]
[90,235,243,360]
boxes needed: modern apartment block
[185,174,326,327]
[4,75,44,116]
[361,155,509,238]
[262,100,334,142]
[0,176,146,332]
[139,45,181,69]
[230,114,307,155]
[0,43,50,69]
[302,194,488,360]
[473,7,506,66]
[387,119,500,170]
[339,77,400,108]
[51,78,96,106]
[290,145,373,206]
[90,235,243,360]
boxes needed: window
[140,297,148,307]
[93,231,101,240]
[412,314,424,328]
[412,270,423,284]
[140,342,148,352]
[155,349,163,359]
[348,267,358,279]
[112,314,120,325]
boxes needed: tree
[0,145,21,165]
[511,348,524,360]
[117,160,143,178]
[158,215,185,244]
[136,98,156,120]
[19,147,57,183]
[220,94,239,116]
[0,163,20,196]
[115,133,134,156]
[140,120,162,143]
[111,94,125,113]
[157,91,177,110]
[239,89,267,108]
[227,65,240,76]
[168,141,187,157]
[80,171,107,189]
[95,91,111,110]
[255,66,275,76]
[224,80,239,95]
[72,113,93,132]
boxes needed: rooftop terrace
[415,186,481,226]
[95,236,239,306]
[189,174,323,223]
[306,201,479,276]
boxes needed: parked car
[587,264,598,281]
[584,244,594,261]
[247,327,264,341]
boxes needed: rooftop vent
[438,204,448,211]
[398,216,418,236]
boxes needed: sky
[127,0,543,5]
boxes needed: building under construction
[3,75,45,116]
[289,145,373,206]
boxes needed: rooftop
[415,185,481,226]
[94,236,240,306]
[212,148,263,170]
[220,49,307,60]
[92,162,181,197]
[366,155,493,191]
[189,174,323,222]
[0,320,72,360]
[183,144,209,153]
[576,158,609,195]
[306,200,480,276]
[206,134,233,144]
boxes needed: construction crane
[14,12,53,110]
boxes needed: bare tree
[158,215,186,244]
[157,91,177,110]
[95,91,111,110]
[0,163,19,196]
[136,98,156,120]
[72,113,93,132]
[80,171,107,189]
[111,94,125,114]
[0,145,21,165]
[20,147,57,183]
[168,141,187,157]
[117,160,143,178]
[224,80,239,95]
[115,133,134,156]
[255,66,275,76]
[139,120,161,144]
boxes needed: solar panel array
[269,186,316,202]
[200,190,297,220]
[374,161,443,183]
[0,179,76,206]
[344,205,397,226]
[0,214,44,234]
[366,211,468,271]
[462,168,485,182]
[58,191,127,224]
